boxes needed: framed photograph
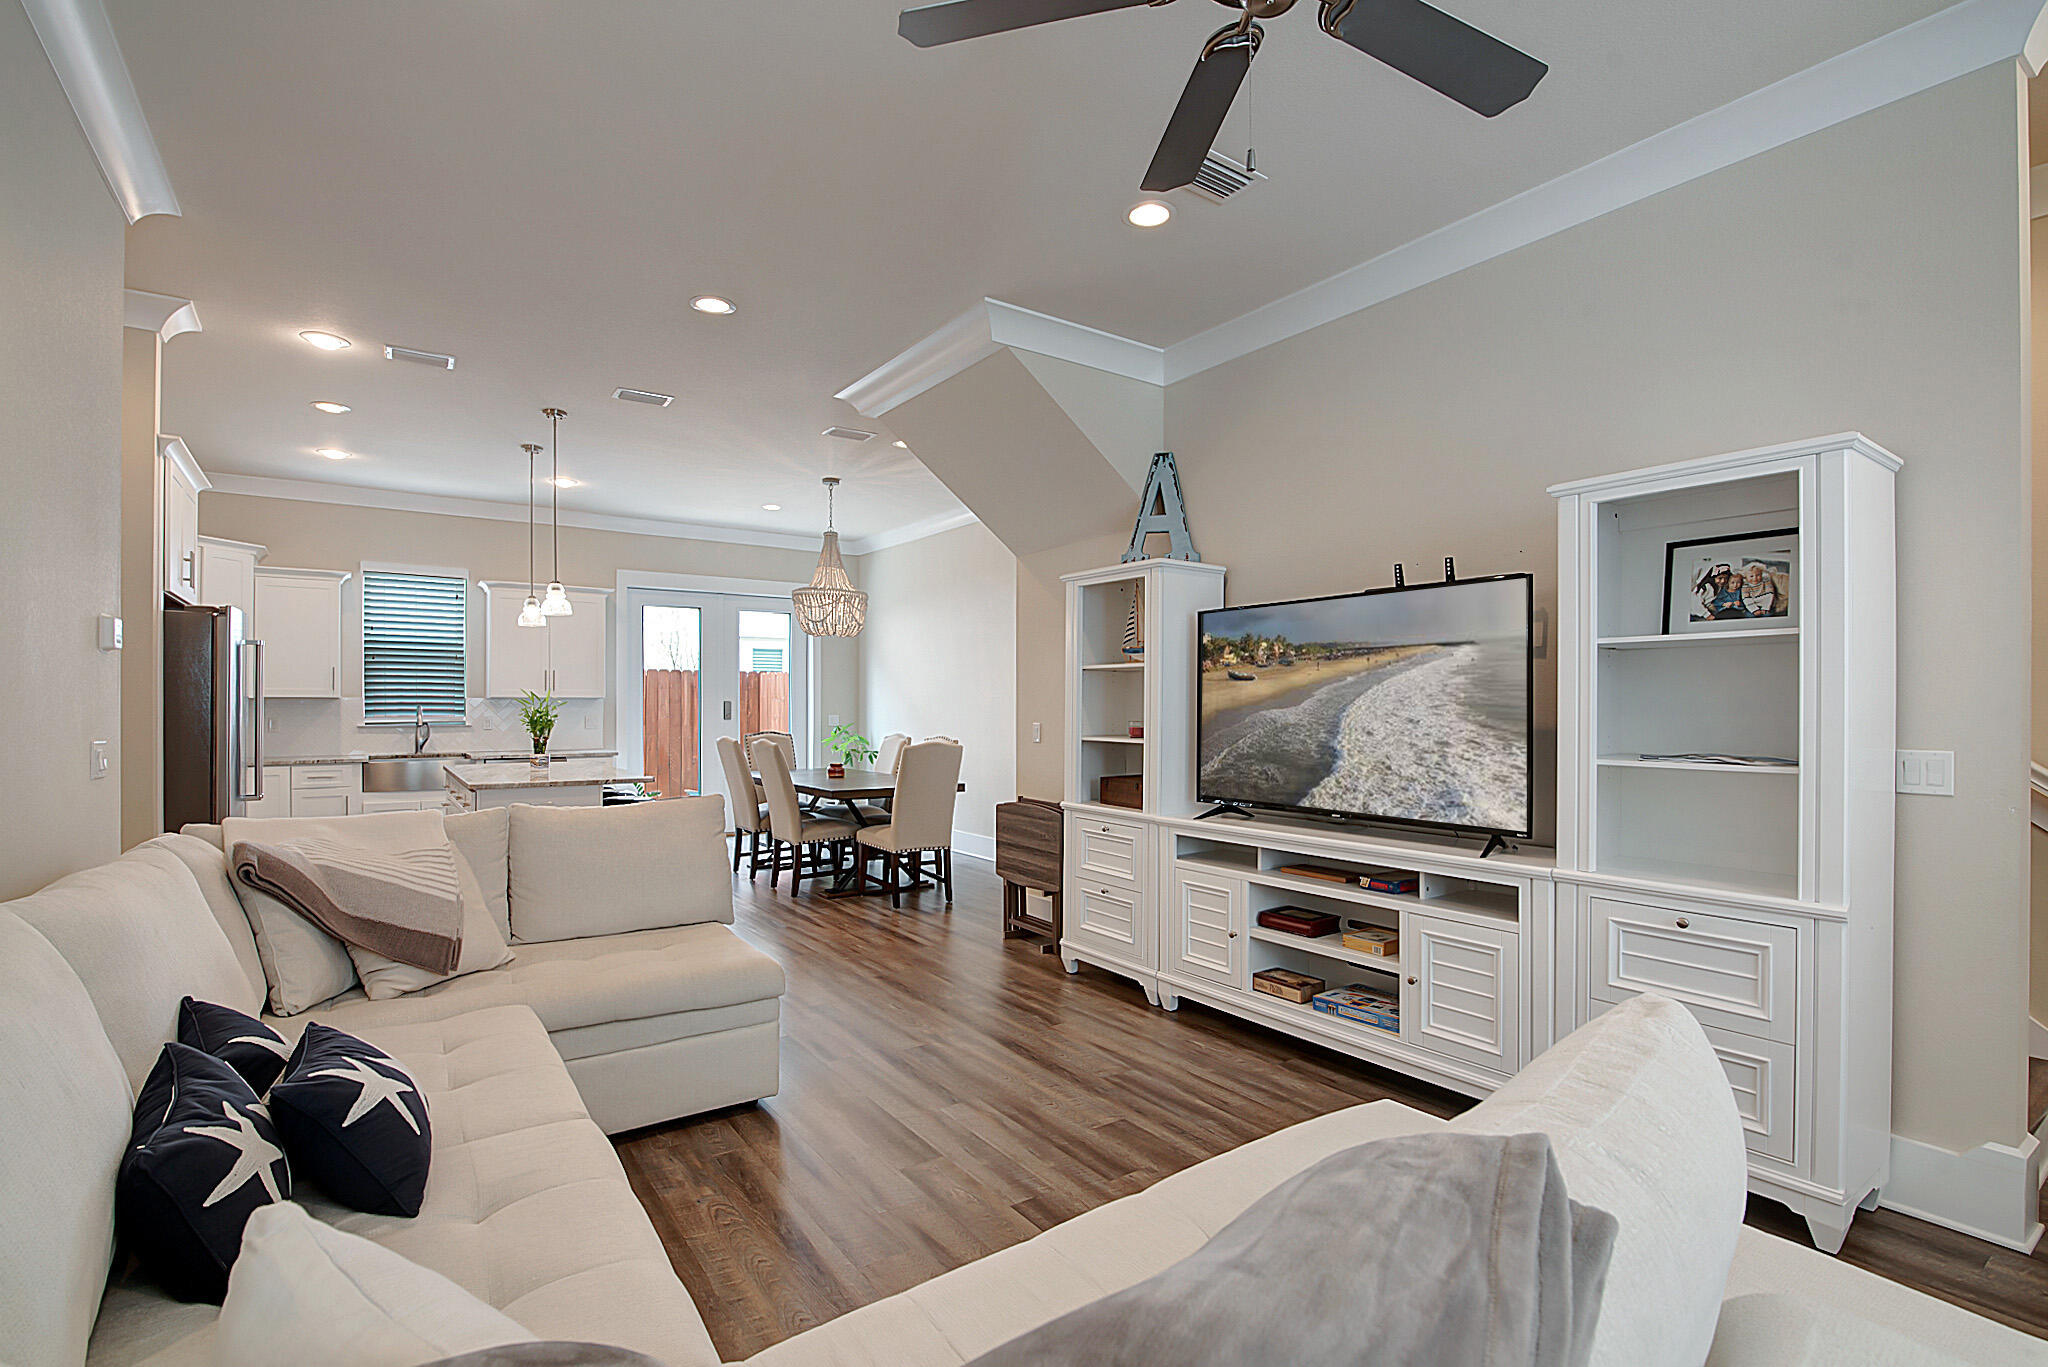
[1661,528,1799,635]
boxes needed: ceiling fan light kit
[898,0,1546,191]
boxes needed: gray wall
[0,8,127,900]
[858,520,1017,842]
[1157,65,2032,1154]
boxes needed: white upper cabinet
[255,568,350,697]
[480,583,610,698]
[160,437,207,606]
[197,536,264,624]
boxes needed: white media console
[1060,435,1898,1253]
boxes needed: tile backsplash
[264,697,607,759]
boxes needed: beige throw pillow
[216,1203,535,1367]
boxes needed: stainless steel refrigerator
[163,604,267,828]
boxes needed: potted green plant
[518,689,562,770]
[823,724,877,779]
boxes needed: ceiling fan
[898,0,1548,193]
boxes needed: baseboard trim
[1880,1131,2044,1252]
[951,830,995,863]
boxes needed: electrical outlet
[89,739,110,780]
[828,714,841,727]
[1032,722,1042,743]
[1896,750,1954,796]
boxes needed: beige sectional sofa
[3,809,2044,1367]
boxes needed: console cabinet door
[1402,914,1520,1075]
[1167,869,1243,989]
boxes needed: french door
[623,587,806,812]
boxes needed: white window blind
[362,570,468,723]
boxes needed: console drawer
[1584,893,1797,1044]
[290,764,358,792]
[1070,879,1143,956]
[1707,1027,1796,1165]
[1073,815,1146,883]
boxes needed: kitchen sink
[361,757,448,793]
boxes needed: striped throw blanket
[232,836,464,974]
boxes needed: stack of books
[1312,983,1400,1034]
[1252,968,1325,1003]
[1356,866,1420,895]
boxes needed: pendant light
[517,444,545,628]
[539,406,572,617]
[793,476,866,638]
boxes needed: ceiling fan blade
[1320,0,1546,116]
[899,0,1161,48]
[1141,26,1258,193]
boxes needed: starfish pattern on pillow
[310,1055,422,1133]
[182,1101,289,1208]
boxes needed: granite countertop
[442,758,652,791]
[268,749,618,766]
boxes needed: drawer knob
[1406,975,1419,985]
[1675,917,1691,929]
[1227,930,1238,939]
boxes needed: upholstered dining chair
[716,736,768,879]
[875,732,911,776]
[745,731,810,809]
[853,740,963,908]
[758,742,855,894]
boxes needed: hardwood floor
[615,856,2048,1361]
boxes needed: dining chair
[758,743,855,894]
[853,740,963,908]
[864,732,913,819]
[716,736,768,880]
[746,731,812,809]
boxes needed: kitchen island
[442,758,653,812]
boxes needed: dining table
[764,767,967,897]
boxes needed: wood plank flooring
[615,857,2048,1362]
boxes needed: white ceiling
[113,0,1956,542]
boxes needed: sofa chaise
[3,807,2044,1367]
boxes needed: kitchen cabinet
[480,582,611,698]
[358,792,441,814]
[241,766,291,820]
[255,568,349,698]
[197,536,263,624]
[161,437,206,606]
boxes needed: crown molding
[1162,0,2046,381]
[835,298,1165,418]
[199,471,972,557]
[22,0,179,223]
[124,289,200,343]
[158,435,207,492]
[847,507,980,555]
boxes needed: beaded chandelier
[793,477,866,638]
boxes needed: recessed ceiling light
[314,448,351,460]
[310,401,351,414]
[299,330,351,351]
[892,440,908,449]
[546,476,581,489]
[761,503,782,512]
[1127,200,1172,228]
[690,295,736,315]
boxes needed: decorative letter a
[1121,453,1200,563]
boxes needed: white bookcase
[1551,433,1898,1252]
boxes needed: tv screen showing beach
[1198,577,1532,835]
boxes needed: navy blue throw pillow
[268,1025,431,1216]
[177,997,293,1094]
[117,1043,292,1303]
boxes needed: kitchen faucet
[413,705,432,755]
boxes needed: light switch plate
[97,614,122,651]
[89,739,110,780]
[1032,722,1042,743]
[1896,749,1954,795]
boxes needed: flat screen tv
[1197,574,1534,838]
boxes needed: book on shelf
[1312,984,1400,1032]
[1635,753,1796,768]
[1252,968,1325,1003]
[1355,866,1419,895]
[1255,907,1341,938]
[1277,863,1355,884]
[1340,924,1398,957]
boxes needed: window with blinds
[361,569,468,723]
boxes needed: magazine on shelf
[1636,752,1796,768]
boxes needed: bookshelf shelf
[1596,629,1798,650]
[1081,735,1145,746]
[1596,755,1798,775]
[1247,925,1400,974]
[1081,661,1145,672]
